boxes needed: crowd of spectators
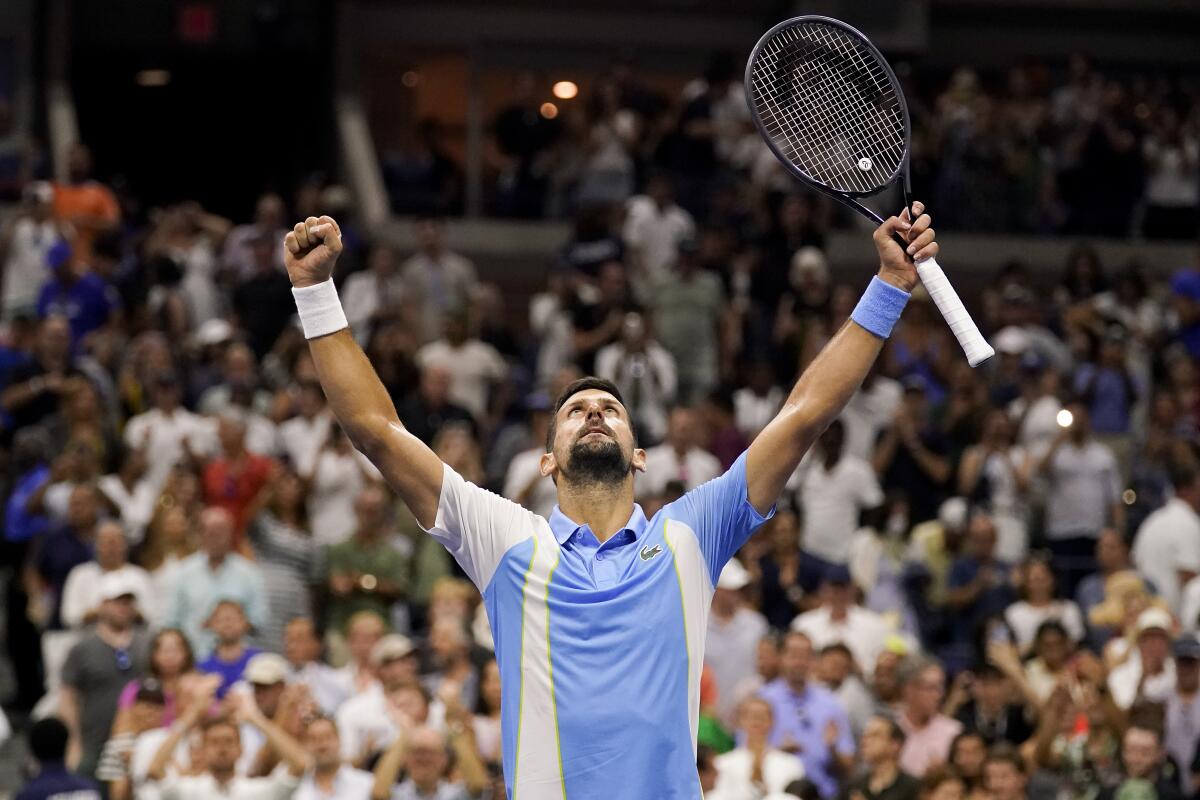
[1,50,1200,800]
[387,53,1200,242]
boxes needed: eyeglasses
[115,648,132,672]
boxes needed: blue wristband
[851,276,911,339]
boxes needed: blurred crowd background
[1,1,1200,799]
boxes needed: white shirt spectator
[416,338,506,421]
[295,766,374,800]
[124,407,216,491]
[153,771,300,800]
[1003,600,1086,654]
[341,270,406,345]
[638,444,722,499]
[1009,394,1062,453]
[97,473,158,545]
[335,685,399,762]
[307,448,378,546]
[706,607,768,724]
[291,661,352,716]
[1134,497,1200,614]
[733,386,784,440]
[841,378,902,461]
[1144,133,1199,208]
[502,448,557,520]
[791,605,892,675]
[1109,652,1176,710]
[595,340,677,444]
[710,747,805,800]
[60,562,153,630]
[279,413,332,475]
[1180,577,1200,633]
[2,216,58,315]
[1042,440,1122,540]
[793,455,883,565]
[400,250,478,343]
[622,194,695,280]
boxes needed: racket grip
[914,257,995,368]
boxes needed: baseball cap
[243,653,289,685]
[1174,635,1200,661]
[371,634,416,667]
[822,564,853,586]
[97,572,139,603]
[1135,607,1173,637]
[716,559,750,591]
[938,497,969,531]
[994,326,1030,355]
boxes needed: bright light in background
[539,102,559,119]
[136,69,171,87]
[401,71,420,88]
[552,81,578,100]
[1056,409,1073,428]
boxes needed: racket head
[745,16,912,203]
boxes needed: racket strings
[749,21,906,194]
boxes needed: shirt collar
[548,503,649,545]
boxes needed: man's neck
[97,620,133,646]
[828,603,850,623]
[315,763,339,787]
[415,777,440,795]
[786,676,806,695]
[210,767,236,787]
[904,707,933,728]
[557,481,635,543]
[215,641,245,662]
[671,442,690,459]
[869,759,899,790]
[206,553,228,571]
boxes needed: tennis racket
[745,16,995,367]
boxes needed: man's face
[378,655,419,691]
[984,761,1026,800]
[859,717,896,765]
[905,666,945,717]
[67,487,99,532]
[543,390,643,486]
[1122,727,1161,779]
[1138,630,1170,670]
[200,511,234,558]
[304,719,341,770]
[666,408,696,449]
[38,317,71,361]
[967,517,997,559]
[1096,530,1126,571]
[95,523,127,569]
[1036,631,1070,670]
[952,734,987,778]
[405,729,448,785]
[354,488,387,530]
[99,595,137,628]
[347,617,385,663]
[208,603,248,645]
[817,648,852,687]
[203,723,242,774]
[285,619,321,666]
[253,682,285,718]
[1178,658,1200,692]
[780,635,812,685]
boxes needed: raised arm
[745,203,937,513]
[284,216,443,527]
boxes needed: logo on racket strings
[857,157,873,171]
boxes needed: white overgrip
[914,256,995,368]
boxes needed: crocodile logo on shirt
[640,544,664,562]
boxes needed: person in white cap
[60,571,152,779]
[60,519,152,631]
[336,634,421,764]
[705,558,767,724]
[1107,607,1177,709]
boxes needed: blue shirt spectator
[759,632,855,798]
[36,240,119,350]
[944,514,1015,670]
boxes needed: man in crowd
[896,657,962,778]
[791,564,890,675]
[324,485,409,638]
[1100,724,1185,800]
[638,406,722,499]
[705,559,768,724]
[1109,607,1178,709]
[401,216,479,344]
[1165,635,1200,798]
[15,718,101,800]
[60,573,151,779]
[709,697,805,799]
[59,519,152,630]
[284,616,349,715]
[1133,462,1200,616]
[983,745,1030,800]
[297,715,374,800]
[843,715,920,800]
[759,631,855,797]
[198,600,262,698]
[166,506,269,656]
[337,634,422,763]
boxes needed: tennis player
[284,205,938,799]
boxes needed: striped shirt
[422,451,772,800]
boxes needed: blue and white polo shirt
[422,451,772,800]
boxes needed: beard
[559,435,631,486]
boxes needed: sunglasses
[115,648,132,672]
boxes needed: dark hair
[1034,619,1070,645]
[920,766,964,796]
[872,713,907,746]
[783,778,823,800]
[545,377,628,452]
[1170,461,1199,492]
[201,715,241,739]
[697,744,715,771]
[819,642,854,660]
[985,743,1025,773]
[151,628,196,678]
[30,717,70,762]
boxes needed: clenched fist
[284,215,344,288]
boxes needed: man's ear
[539,452,557,478]
[631,447,647,473]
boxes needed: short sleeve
[663,451,774,586]
[420,463,543,592]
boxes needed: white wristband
[292,279,349,340]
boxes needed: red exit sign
[179,2,216,44]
